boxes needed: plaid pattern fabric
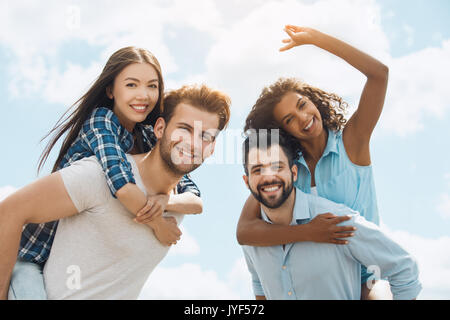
[19,107,200,265]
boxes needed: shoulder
[58,156,111,211]
[306,192,359,224]
[59,156,105,183]
[82,107,122,133]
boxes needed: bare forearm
[166,193,203,214]
[237,218,310,246]
[312,30,388,79]
[115,183,148,216]
[237,195,312,246]
[0,208,25,299]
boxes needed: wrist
[146,216,164,230]
[294,223,313,241]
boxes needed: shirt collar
[260,189,311,226]
[297,128,340,160]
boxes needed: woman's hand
[279,25,320,52]
[134,194,169,224]
[148,216,182,246]
[306,213,356,245]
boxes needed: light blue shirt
[294,129,379,225]
[242,189,422,300]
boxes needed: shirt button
[282,266,287,270]
[288,291,292,296]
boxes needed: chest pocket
[321,168,359,209]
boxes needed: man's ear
[291,164,298,183]
[242,174,250,189]
[154,117,166,139]
[106,86,113,100]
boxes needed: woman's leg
[8,258,47,300]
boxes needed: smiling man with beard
[240,130,422,300]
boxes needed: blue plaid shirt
[19,107,200,265]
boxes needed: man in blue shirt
[241,130,422,300]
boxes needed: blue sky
[1,0,449,299]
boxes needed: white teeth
[304,118,314,131]
[131,105,147,110]
[262,185,280,192]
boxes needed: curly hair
[244,77,348,154]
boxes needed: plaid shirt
[19,107,200,265]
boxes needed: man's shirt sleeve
[81,123,135,198]
[242,248,265,297]
[344,214,422,300]
[59,157,112,213]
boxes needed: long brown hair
[38,46,164,173]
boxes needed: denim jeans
[8,258,47,300]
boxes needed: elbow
[189,196,203,214]
[236,224,248,245]
[376,63,389,81]
[194,200,203,214]
[0,199,25,229]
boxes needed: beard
[249,175,295,209]
[159,133,202,176]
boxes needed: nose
[136,86,151,101]
[260,166,277,176]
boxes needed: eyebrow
[249,161,285,171]
[123,77,159,83]
[281,97,303,123]
[177,122,219,139]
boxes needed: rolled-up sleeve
[345,214,422,300]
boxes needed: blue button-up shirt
[242,189,422,300]
[295,129,379,225]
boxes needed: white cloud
[0,0,224,105]
[167,226,201,257]
[436,194,450,220]
[0,186,17,201]
[381,224,450,299]
[380,40,450,136]
[2,0,449,136]
[138,260,252,300]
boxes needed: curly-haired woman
[237,25,390,299]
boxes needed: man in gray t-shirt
[0,85,231,299]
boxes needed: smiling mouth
[175,145,201,160]
[130,104,149,113]
[259,184,282,194]
[303,118,314,131]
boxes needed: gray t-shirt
[43,155,183,300]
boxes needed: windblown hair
[38,46,164,173]
[244,78,348,153]
[163,84,231,131]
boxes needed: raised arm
[280,25,389,165]
[236,194,355,246]
[0,172,79,299]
